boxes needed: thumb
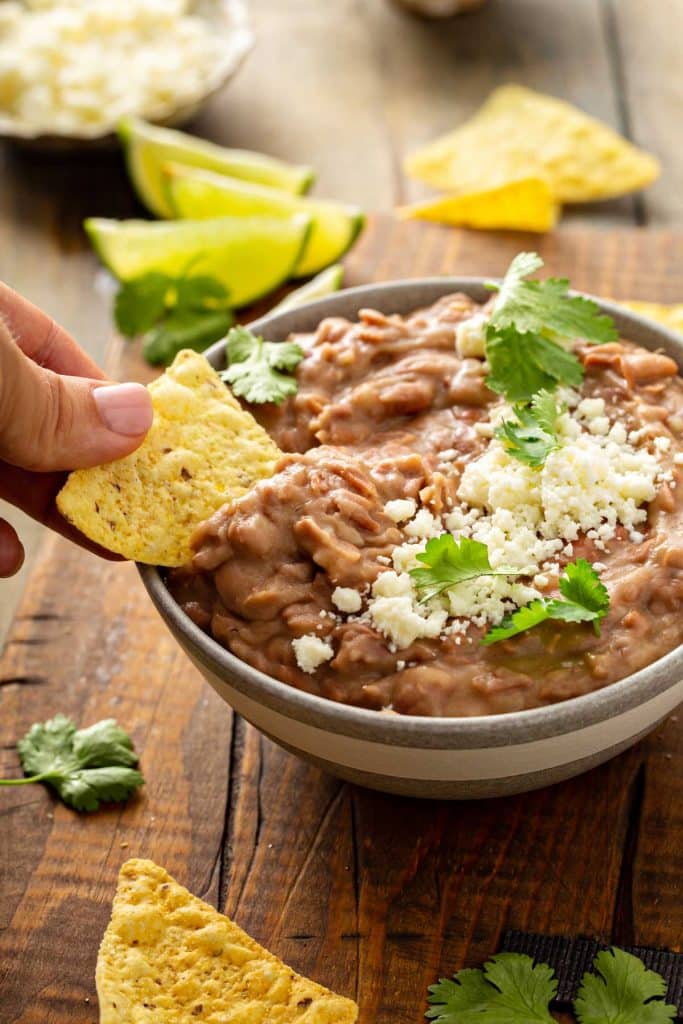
[0,325,153,472]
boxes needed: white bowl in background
[0,0,253,149]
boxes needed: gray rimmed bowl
[139,279,683,798]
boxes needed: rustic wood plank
[1,221,682,1023]
[198,0,641,223]
[612,0,683,226]
[0,538,233,1021]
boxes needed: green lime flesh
[85,214,312,308]
[275,265,345,311]
[164,165,364,277]
[119,118,314,218]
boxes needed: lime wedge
[275,265,344,311]
[85,215,312,308]
[163,165,364,277]
[119,118,314,218]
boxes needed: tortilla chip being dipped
[398,176,558,233]
[96,859,359,1024]
[56,349,282,567]
[405,84,660,203]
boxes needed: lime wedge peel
[118,118,315,218]
[275,265,345,311]
[163,164,365,277]
[85,214,312,309]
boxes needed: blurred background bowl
[0,0,253,150]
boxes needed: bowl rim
[139,276,683,748]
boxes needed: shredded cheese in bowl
[0,0,252,138]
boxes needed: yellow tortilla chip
[96,859,359,1024]
[398,176,558,232]
[57,350,282,567]
[614,300,683,336]
[405,84,660,203]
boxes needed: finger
[0,461,124,561]
[0,280,105,379]
[0,320,153,472]
[0,517,25,577]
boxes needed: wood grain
[611,0,683,226]
[202,0,645,224]
[1,221,682,1023]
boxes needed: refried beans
[168,294,683,717]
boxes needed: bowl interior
[140,277,683,746]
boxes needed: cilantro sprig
[0,714,144,812]
[496,390,564,467]
[575,948,677,1024]
[114,268,233,367]
[484,253,617,402]
[482,559,609,645]
[426,947,676,1024]
[409,535,519,603]
[220,325,304,405]
[427,953,557,1023]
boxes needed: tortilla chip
[398,176,558,232]
[96,859,359,1024]
[56,350,282,567]
[405,84,660,203]
[614,300,683,336]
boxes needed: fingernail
[93,383,153,436]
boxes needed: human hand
[0,282,153,577]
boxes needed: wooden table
[1,2,683,1020]
[1,221,682,1023]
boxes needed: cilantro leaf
[558,558,610,622]
[142,309,233,366]
[0,713,144,812]
[485,328,558,402]
[175,274,229,311]
[487,252,618,344]
[482,560,609,645]
[496,390,563,467]
[486,327,584,403]
[426,954,557,1023]
[575,948,676,1024]
[114,272,170,337]
[482,599,552,645]
[220,325,304,405]
[483,253,617,402]
[113,268,232,366]
[409,535,519,603]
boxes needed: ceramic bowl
[0,0,253,149]
[139,279,683,798]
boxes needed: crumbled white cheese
[0,0,236,133]
[331,587,362,614]
[367,571,448,648]
[292,635,334,674]
[445,577,541,628]
[391,541,427,574]
[384,498,417,523]
[459,426,661,554]
[674,453,683,466]
[654,436,672,452]
[577,397,606,420]
[455,313,487,358]
[404,508,441,539]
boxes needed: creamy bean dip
[169,294,683,717]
